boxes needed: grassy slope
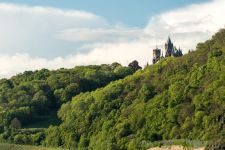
[0,143,66,150]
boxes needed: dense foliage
[0,63,134,144]
[44,29,225,149]
[1,29,225,149]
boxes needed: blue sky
[0,0,224,78]
[0,0,209,27]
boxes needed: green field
[0,143,67,150]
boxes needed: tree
[10,118,21,129]
[128,60,142,71]
[138,84,155,102]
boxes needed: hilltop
[44,29,225,149]
[0,29,224,150]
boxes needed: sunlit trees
[43,29,225,149]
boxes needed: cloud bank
[0,0,225,78]
[0,3,106,56]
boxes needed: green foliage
[44,126,61,147]
[43,29,225,149]
[0,63,134,146]
[1,29,225,149]
[138,84,155,102]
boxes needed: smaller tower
[152,48,161,64]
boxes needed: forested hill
[44,29,225,149]
[0,63,135,128]
[0,29,225,150]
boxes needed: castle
[152,37,183,64]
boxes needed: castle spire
[153,36,182,64]
[168,36,172,44]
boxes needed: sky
[0,0,225,78]
[0,0,208,27]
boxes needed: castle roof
[167,36,172,45]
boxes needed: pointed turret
[167,36,172,45]
[165,36,174,57]
[152,36,183,65]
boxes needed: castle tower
[152,48,161,64]
[165,36,174,57]
[152,36,183,65]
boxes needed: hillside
[0,63,135,145]
[0,29,224,150]
[44,29,225,149]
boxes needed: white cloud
[0,3,107,56]
[0,0,225,78]
[0,43,151,78]
[58,27,148,42]
[145,0,225,50]
[0,3,99,20]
